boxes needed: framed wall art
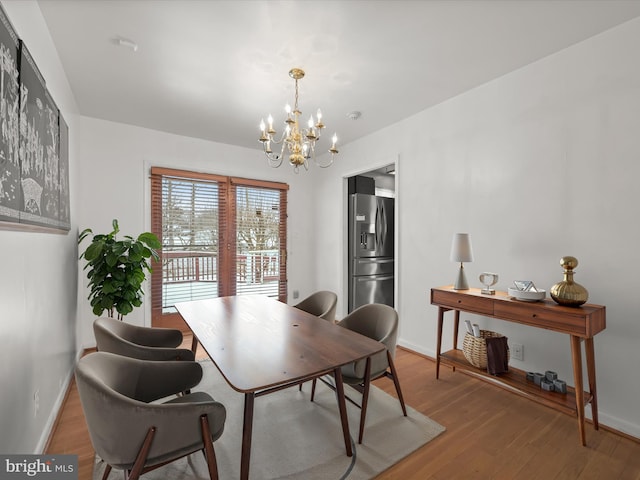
[0,4,21,225]
[0,3,70,233]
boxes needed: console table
[431,286,606,446]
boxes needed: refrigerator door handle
[376,202,383,249]
[356,274,394,280]
[380,203,388,248]
[374,204,379,247]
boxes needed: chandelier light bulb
[259,119,265,132]
[317,109,322,122]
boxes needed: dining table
[175,295,385,480]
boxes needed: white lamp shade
[450,233,473,263]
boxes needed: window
[150,167,288,328]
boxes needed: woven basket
[462,330,509,369]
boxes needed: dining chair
[93,316,195,361]
[311,303,407,443]
[293,290,338,322]
[294,290,339,392]
[75,352,226,480]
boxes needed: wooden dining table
[175,295,385,480]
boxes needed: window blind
[150,167,288,327]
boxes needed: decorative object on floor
[462,329,509,369]
[258,68,338,173]
[450,233,473,290]
[479,272,499,295]
[92,359,445,480]
[78,219,161,319]
[550,256,589,306]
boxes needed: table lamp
[450,233,473,290]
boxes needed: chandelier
[259,68,338,173]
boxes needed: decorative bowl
[508,287,546,302]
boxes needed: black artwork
[0,5,20,223]
[0,2,70,232]
[58,113,70,230]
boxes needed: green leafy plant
[79,219,161,319]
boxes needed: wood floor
[46,340,640,479]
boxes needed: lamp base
[453,265,469,290]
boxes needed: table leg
[240,392,255,480]
[570,335,586,446]
[584,337,599,430]
[358,357,372,444]
[190,334,198,354]
[452,310,460,372]
[436,307,444,379]
[333,367,353,457]
[453,310,460,350]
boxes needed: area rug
[93,359,445,479]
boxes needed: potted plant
[79,219,161,320]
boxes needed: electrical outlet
[512,343,524,361]
[34,389,40,417]
[293,290,299,299]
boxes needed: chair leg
[358,357,372,444]
[387,351,407,416]
[200,414,219,480]
[101,464,112,480]
[126,427,156,480]
[310,378,317,402]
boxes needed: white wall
[0,1,79,453]
[316,18,640,437]
[75,116,319,347]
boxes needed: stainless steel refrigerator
[348,193,394,312]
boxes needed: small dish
[508,287,546,302]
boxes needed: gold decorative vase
[550,256,588,307]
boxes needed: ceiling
[37,1,640,153]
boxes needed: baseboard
[38,348,84,453]
[397,339,435,359]
[597,411,640,443]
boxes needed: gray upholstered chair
[311,303,407,443]
[75,352,226,480]
[295,291,338,392]
[293,290,338,322]
[94,316,195,361]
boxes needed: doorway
[346,163,396,313]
